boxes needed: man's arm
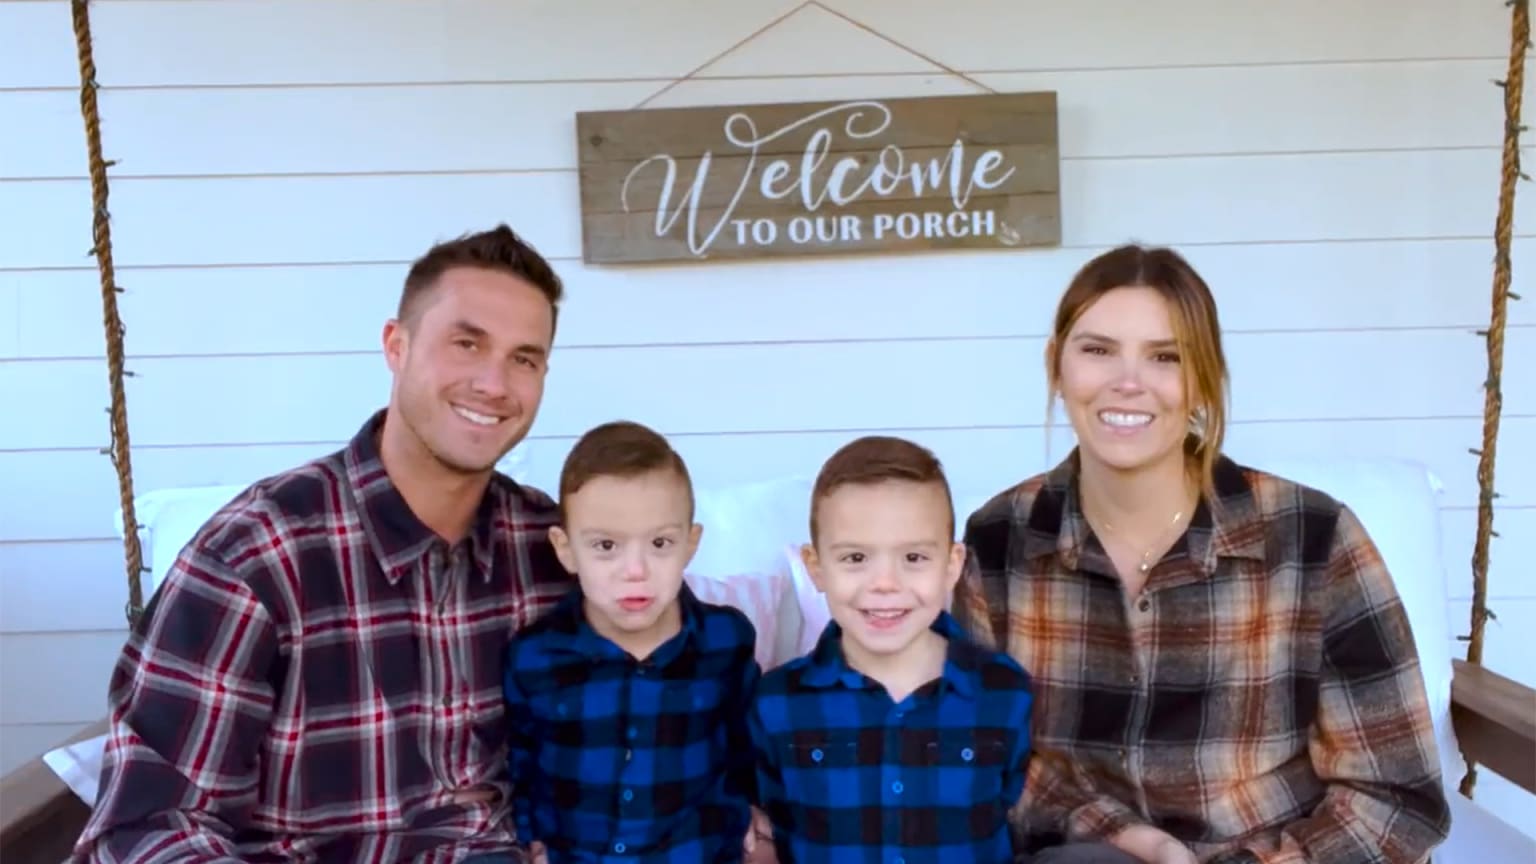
[73,546,279,864]
[1225,505,1452,864]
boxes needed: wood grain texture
[575,92,1061,263]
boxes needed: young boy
[747,436,1035,864]
[502,420,761,863]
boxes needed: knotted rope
[1460,0,1528,797]
[70,0,146,629]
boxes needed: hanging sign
[574,91,1060,264]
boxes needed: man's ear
[548,525,576,575]
[383,319,409,375]
[800,543,826,593]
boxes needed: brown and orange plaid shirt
[953,453,1451,864]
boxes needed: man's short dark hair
[399,224,564,335]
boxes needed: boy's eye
[593,539,616,552]
[905,552,928,563]
[651,537,673,549]
[841,552,866,564]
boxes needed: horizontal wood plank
[0,0,1510,89]
[2,415,1532,543]
[1452,656,1536,794]
[581,192,1062,263]
[4,149,1532,269]
[0,0,806,89]
[818,0,1512,73]
[7,239,1534,360]
[0,541,134,633]
[0,632,125,725]
[2,328,1532,452]
[7,61,1534,180]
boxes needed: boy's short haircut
[809,435,954,546]
[558,420,694,523]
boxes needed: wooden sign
[575,92,1060,265]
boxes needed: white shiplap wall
[2,0,1532,825]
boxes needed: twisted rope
[1460,0,1528,798]
[70,0,146,629]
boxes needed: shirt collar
[541,580,708,665]
[1020,448,1267,575]
[344,408,501,584]
[800,610,981,700]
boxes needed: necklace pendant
[1138,562,1151,573]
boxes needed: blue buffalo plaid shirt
[502,582,760,863]
[748,610,1034,864]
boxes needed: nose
[468,358,512,401]
[621,550,648,581]
[1111,355,1148,394]
[868,559,901,593]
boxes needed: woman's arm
[1229,505,1452,864]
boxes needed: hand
[743,807,776,863]
[528,841,548,864]
[1153,837,1198,864]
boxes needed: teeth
[864,610,907,619]
[453,405,502,427]
[1099,411,1152,428]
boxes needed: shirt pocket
[780,731,867,846]
[658,677,726,748]
[922,729,1015,815]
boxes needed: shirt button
[624,748,633,762]
[613,842,626,854]
[1138,597,1151,612]
[811,748,823,763]
[891,780,903,794]
[961,747,974,762]
[622,788,634,802]
[627,726,638,740]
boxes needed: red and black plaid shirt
[955,453,1451,864]
[73,410,572,864]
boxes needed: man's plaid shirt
[953,452,1451,864]
[72,410,572,864]
[502,582,759,863]
[748,611,1034,864]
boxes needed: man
[74,225,572,864]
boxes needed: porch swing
[1,1,1534,862]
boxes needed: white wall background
[2,0,1532,828]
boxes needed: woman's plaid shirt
[953,453,1451,864]
[72,411,572,864]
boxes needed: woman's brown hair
[1045,244,1230,493]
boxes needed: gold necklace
[1090,507,1188,573]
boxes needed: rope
[69,0,146,629]
[1460,0,1528,798]
[629,0,996,110]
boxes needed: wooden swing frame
[2,1,1532,862]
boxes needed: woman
[953,245,1451,864]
